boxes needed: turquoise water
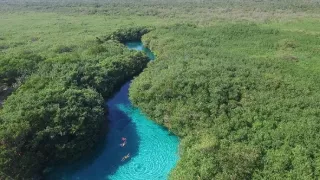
[47,42,179,180]
[126,42,155,60]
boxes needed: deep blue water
[47,42,179,180]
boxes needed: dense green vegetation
[0,0,320,179]
[103,27,151,43]
[129,23,320,179]
[0,29,149,178]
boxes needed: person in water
[120,137,127,147]
[121,153,130,162]
[120,141,126,147]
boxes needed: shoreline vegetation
[130,23,320,179]
[0,0,320,179]
[0,27,150,179]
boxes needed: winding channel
[47,42,179,180]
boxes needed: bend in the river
[47,41,179,180]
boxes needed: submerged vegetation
[0,0,320,179]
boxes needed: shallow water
[126,42,155,60]
[47,42,179,180]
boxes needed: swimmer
[120,137,127,147]
[121,153,130,162]
[120,141,127,147]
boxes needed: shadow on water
[47,82,141,180]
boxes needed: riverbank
[0,37,150,179]
[47,42,179,180]
[130,23,320,179]
[1,1,319,179]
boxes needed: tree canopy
[130,23,320,179]
[0,30,149,179]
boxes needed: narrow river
[47,42,179,180]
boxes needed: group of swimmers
[120,137,130,161]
